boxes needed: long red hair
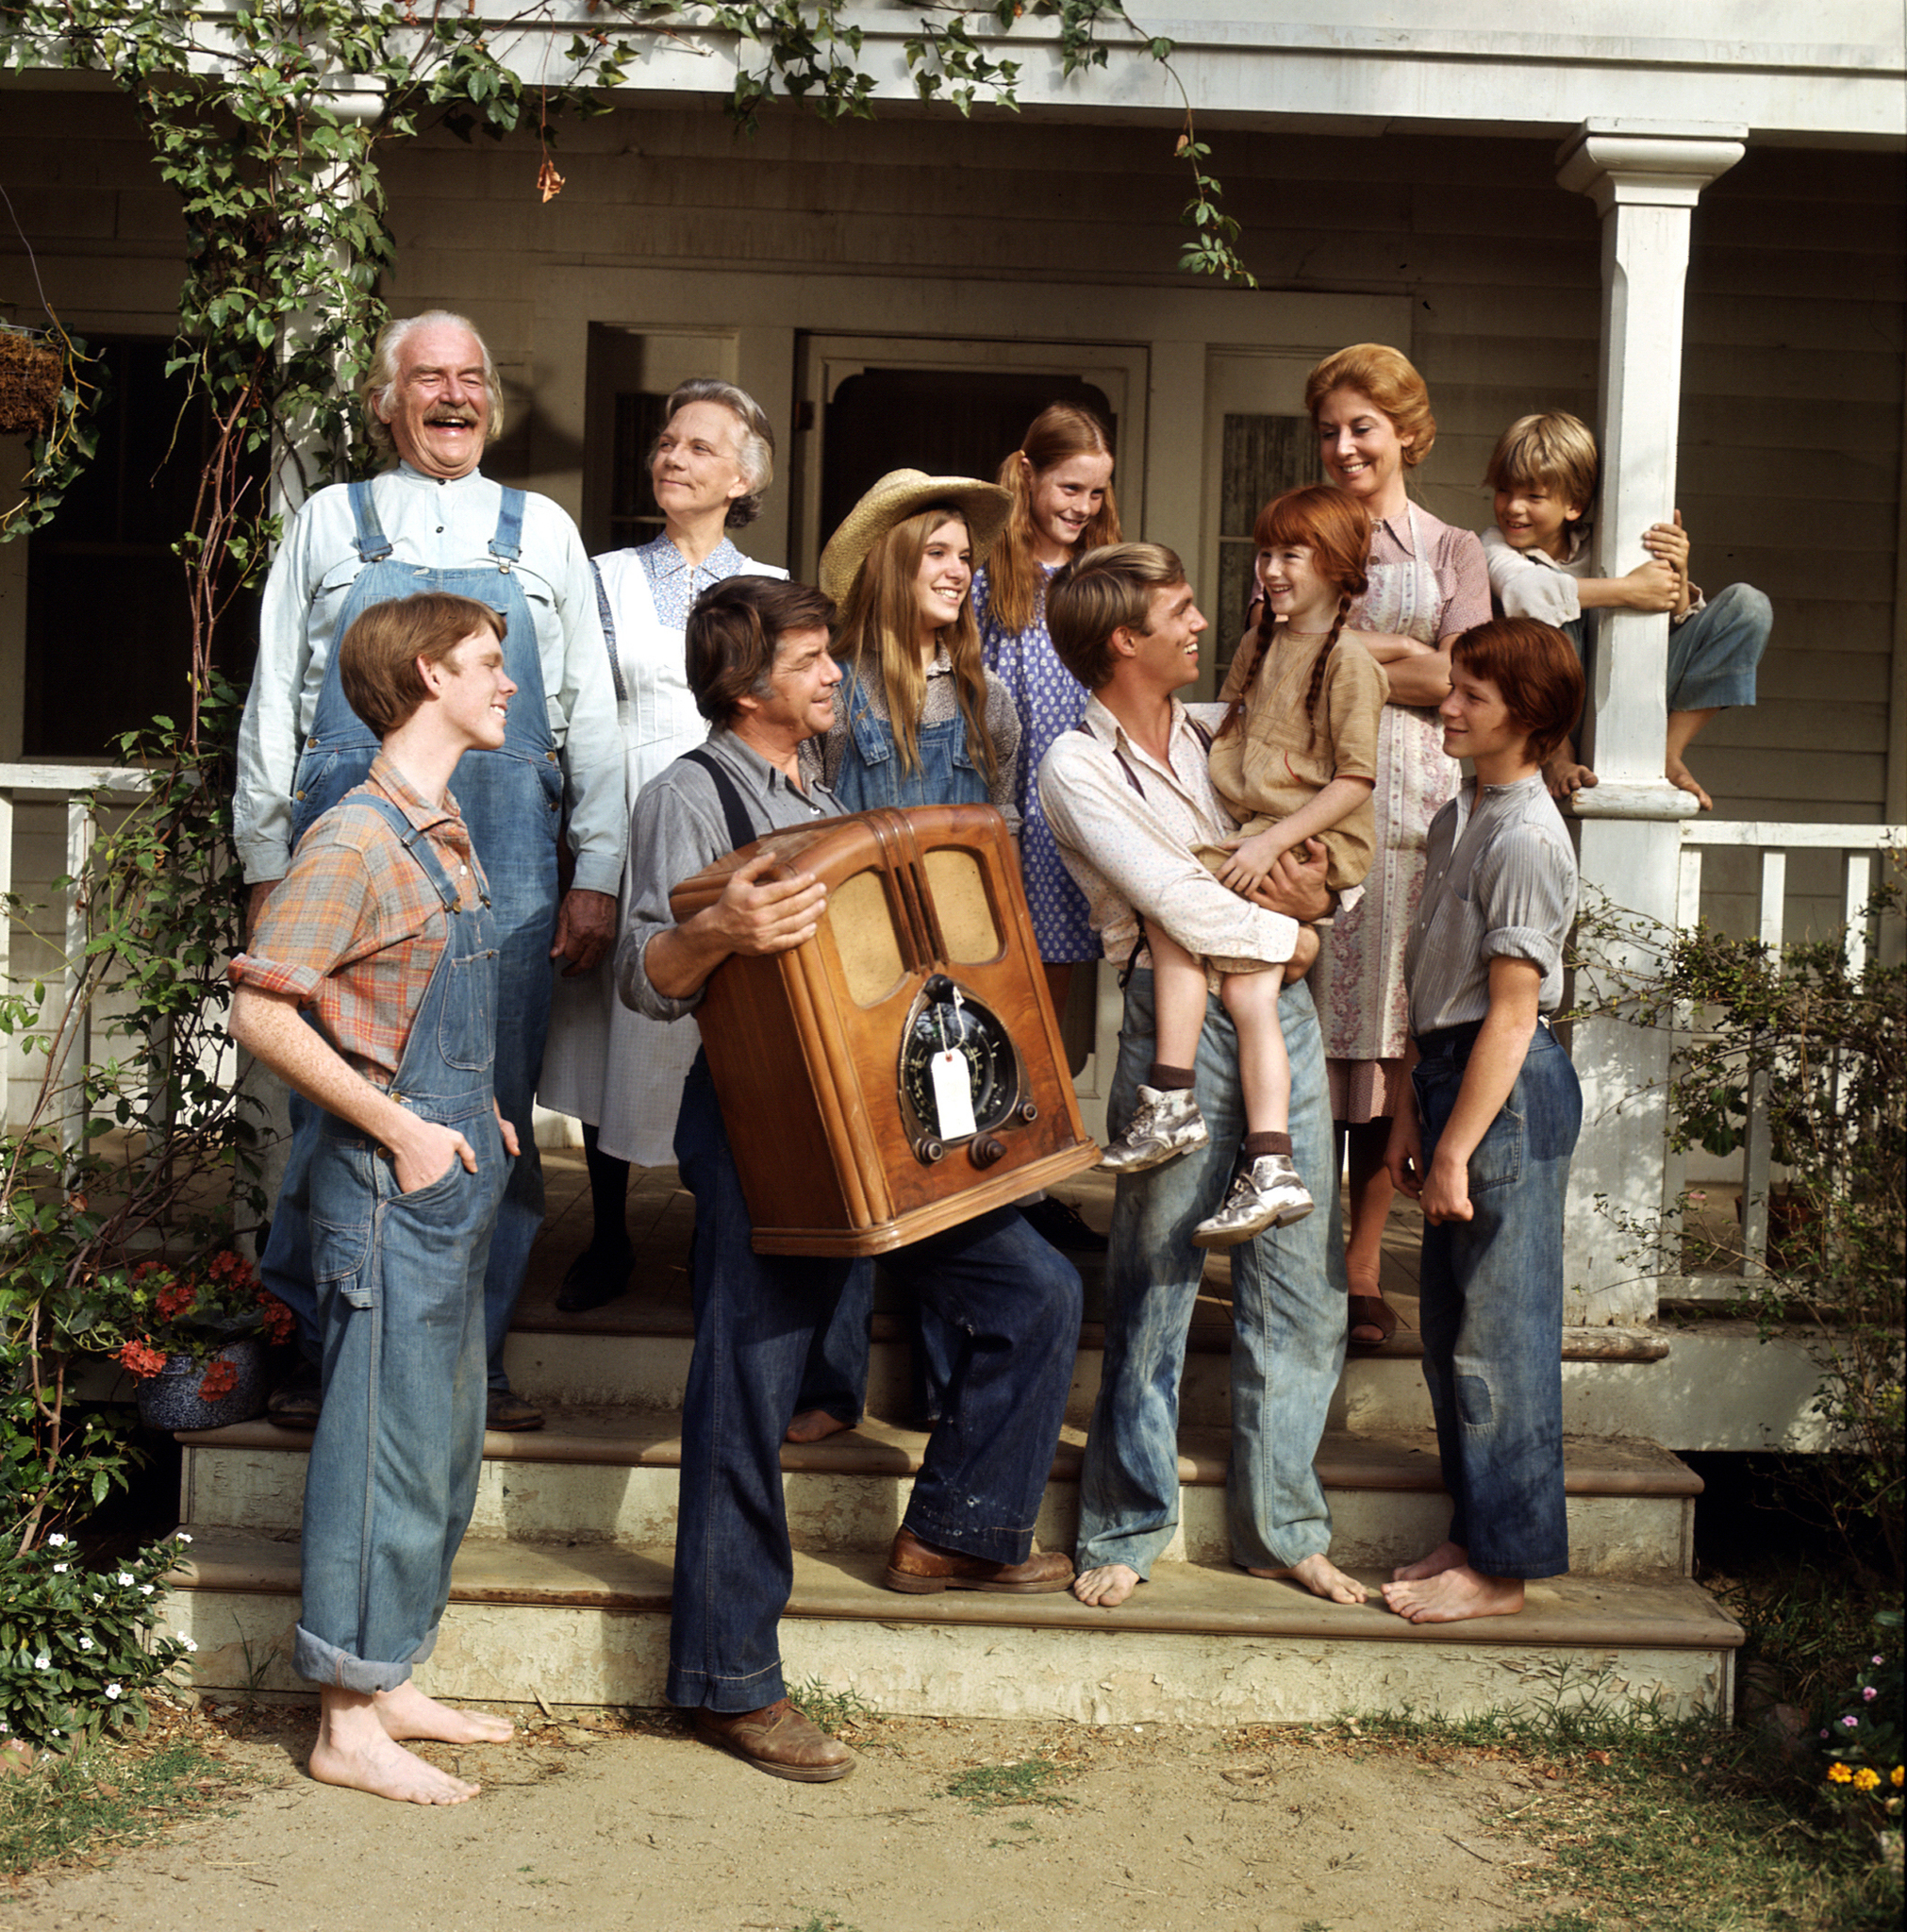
[986,404,1122,635]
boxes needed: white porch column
[1553,122,1744,1325]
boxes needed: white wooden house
[0,8,1900,1719]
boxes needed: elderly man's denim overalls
[291,798,507,1691]
[791,668,987,1427]
[262,480,556,1391]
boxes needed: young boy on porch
[1483,409,1772,811]
[1381,616,1584,1624]
[228,592,522,1805]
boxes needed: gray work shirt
[616,727,846,1024]
[1404,772,1577,1034]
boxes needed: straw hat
[819,469,1013,606]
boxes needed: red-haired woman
[974,403,1121,1253]
[1302,345,1491,1348]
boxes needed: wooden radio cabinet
[668,803,1101,1256]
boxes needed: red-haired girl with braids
[1099,486,1387,1251]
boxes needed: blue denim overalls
[264,478,557,1390]
[292,795,507,1693]
[826,666,989,812]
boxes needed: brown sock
[1148,1063,1197,1091]
[1244,1131,1292,1159]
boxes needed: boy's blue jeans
[1566,581,1772,717]
[1076,971,1347,1579]
[667,1055,1081,1714]
[1413,1020,1580,1580]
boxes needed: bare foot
[1666,756,1713,811]
[1248,1553,1368,1605]
[1382,1563,1525,1624]
[375,1680,514,1745]
[1389,1540,1468,1583]
[1072,1562,1141,1608]
[786,1409,853,1445]
[310,1689,480,1806]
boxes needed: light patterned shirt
[1037,694,1298,976]
[1404,773,1577,1034]
[230,753,487,1084]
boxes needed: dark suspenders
[681,746,759,854]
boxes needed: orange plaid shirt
[229,753,488,1085]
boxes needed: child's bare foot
[1072,1562,1141,1608]
[1248,1554,1368,1604]
[1546,759,1598,798]
[375,1681,514,1745]
[1382,1563,1525,1624]
[786,1409,853,1444]
[1389,1540,1469,1583]
[1666,755,1712,810]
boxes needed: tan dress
[1309,503,1490,1123]
[1202,625,1386,894]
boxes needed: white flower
[116,1573,135,1587]
[32,1654,49,1671]
[140,1584,155,1596]
[104,1684,122,1701]
[175,1532,192,1545]
[47,1533,68,1548]
[52,1563,67,1574]
[78,1637,93,1652]
[91,1592,103,1605]
[176,1635,199,1654]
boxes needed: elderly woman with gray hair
[539,377,787,1310]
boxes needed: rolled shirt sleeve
[1476,824,1577,983]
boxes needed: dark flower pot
[135,1338,270,1431]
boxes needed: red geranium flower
[196,1358,239,1403]
[117,1337,171,1379]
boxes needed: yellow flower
[1894,1765,1904,1787]
[1853,1768,1881,1791]
[1828,1763,1854,1784]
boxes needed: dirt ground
[2,1702,1583,1932]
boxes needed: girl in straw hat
[803,469,1020,823]
[785,470,1020,1444]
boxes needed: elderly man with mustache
[235,310,623,1434]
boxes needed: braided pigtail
[1219,617,1277,740]
[1302,591,1351,751]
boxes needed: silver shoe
[1191,1154,1314,1248]
[1099,1085,1209,1174]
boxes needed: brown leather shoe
[693,1700,854,1782]
[884,1525,1075,1595]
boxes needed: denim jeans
[668,1054,1081,1712]
[1076,970,1347,1577]
[792,1266,963,1427]
[1413,1019,1580,1579]
[1666,582,1772,713]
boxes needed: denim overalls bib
[288,480,562,924]
[295,794,509,1690]
[828,665,988,814]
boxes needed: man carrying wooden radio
[616,574,1083,1784]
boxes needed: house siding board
[1,98,1899,871]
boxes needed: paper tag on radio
[930,1048,977,1141]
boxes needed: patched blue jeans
[1076,970,1347,1578]
[667,1055,1081,1713]
[1413,1020,1580,1580]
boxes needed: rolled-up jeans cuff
[901,1512,1036,1566]
[293,1619,436,1694]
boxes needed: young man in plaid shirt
[230,591,522,1806]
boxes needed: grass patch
[1301,1683,1901,1932]
[788,1916,861,1932]
[0,1730,253,1875]
[944,1756,1075,1811]
[785,1677,875,1736]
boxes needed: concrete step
[176,1413,1699,1578]
[163,1525,1740,1724]
[501,1311,1670,1435]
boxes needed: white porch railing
[1673,819,1904,1287]
[0,761,160,1151]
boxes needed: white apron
[1308,503,1458,1080]
[539,544,785,1166]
